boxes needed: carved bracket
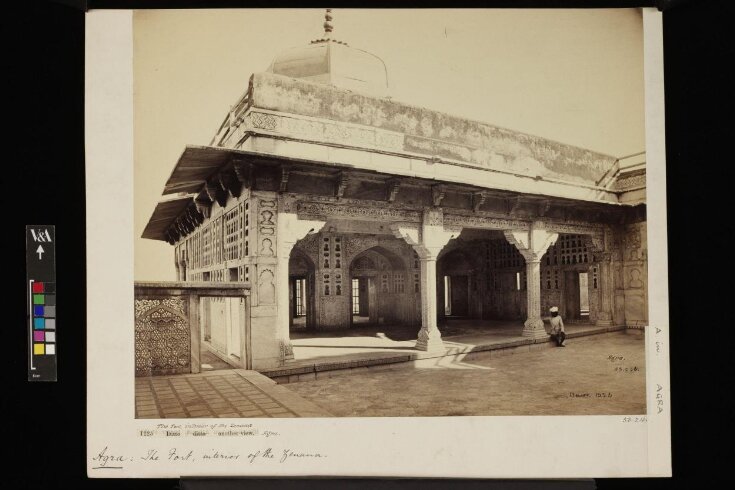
[165,227,179,245]
[505,195,522,216]
[336,171,349,199]
[232,160,252,187]
[390,221,458,260]
[504,223,559,262]
[277,213,327,257]
[205,181,227,208]
[386,178,401,202]
[218,169,241,198]
[389,223,420,248]
[279,166,290,194]
[539,200,551,217]
[194,194,212,219]
[431,185,446,207]
[472,192,487,213]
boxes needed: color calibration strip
[30,281,57,359]
[26,225,56,382]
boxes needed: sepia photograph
[133,8,650,420]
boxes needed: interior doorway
[199,296,247,371]
[564,271,581,320]
[443,275,469,317]
[288,249,316,331]
[290,277,308,328]
[579,272,590,318]
[351,276,374,325]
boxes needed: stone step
[263,325,628,384]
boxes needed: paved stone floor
[285,333,646,417]
[288,319,607,366]
[135,369,331,419]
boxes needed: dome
[266,11,389,98]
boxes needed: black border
[6,0,733,488]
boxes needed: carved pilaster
[595,251,614,326]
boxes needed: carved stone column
[584,231,613,327]
[275,208,326,362]
[504,223,559,339]
[417,255,442,350]
[391,208,460,352]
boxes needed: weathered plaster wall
[249,72,617,185]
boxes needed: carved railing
[134,282,251,377]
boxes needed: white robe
[549,315,565,334]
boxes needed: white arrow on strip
[36,245,44,260]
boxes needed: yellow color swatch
[34,343,45,355]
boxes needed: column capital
[503,222,558,262]
[390,221,459,260]
[276,213,326,256]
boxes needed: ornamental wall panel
[623,221,648,327]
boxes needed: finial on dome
[310,8,346,45]
[323,9,333,37]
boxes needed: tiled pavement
[286,332,647,417]
[136,330,645,419]
[135,369,331,419]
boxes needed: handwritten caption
[91,445,326,470]
[90,422,327,470]
[607,354,641,373]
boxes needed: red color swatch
[32,282,44,293]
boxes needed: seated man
[549,306,566,347]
